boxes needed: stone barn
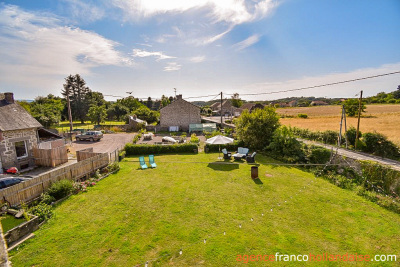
[0,92,42,172]
[160,95,201,131]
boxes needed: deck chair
[139,156,148,169]
[149,155,157,168]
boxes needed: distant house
[240,103,264,113]
[288,100,297,107]
[275,102,290,108]
[210,99,242,116]
[310,100,328,106]
[0,92,42,171]
[160,95,201,131]
[128,115,147,131]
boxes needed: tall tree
[231,93,243,108]
[235,107,280,149]
[117,96,145,112]
[30,95,64,127]
[146,97,153,109]
[88,105,107,125]
[343,98,366,117]
[393,85,400,99]
[62,74,92,123]
[107,102,129,121]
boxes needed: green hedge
[124,143,198,155]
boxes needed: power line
[225,71,400,97]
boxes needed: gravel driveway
[71,133,136,153]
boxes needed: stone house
[240,103,265,113]
[210,100,242,116]
[128,115,147,131]
[0,92,42,172]
[159,95,201,131]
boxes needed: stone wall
[3,211,39,246]
[0,129,38,170]
[160,99,201,131]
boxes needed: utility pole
[220,92,223,129]
[338,105,348,148]
[355,90,363,149]
[174,88,177,97]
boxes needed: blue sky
[1,0,399,101]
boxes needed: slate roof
[0,100,42,131]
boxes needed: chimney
[176,94,182,100]
[4,92,14,104]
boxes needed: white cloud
[233,34,260,51]
[0,5,130,88]
[132,49,176,60]
[164,62,181,72]
[190,56,205,63]
[241,63,400,100]
[111,0,279,25]
[62,0,105,23]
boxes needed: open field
[51,121,126,133]
[278,104,400,145]
[10,153,400,266]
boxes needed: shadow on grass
[207,162,240,171]
[252,178,263,184]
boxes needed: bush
[119,150,126,161]
[345,127,361,147]
[306,145,331,164]
[190,133,200,143]
[362,132,400,158]
[355,139,366,151]
[46,180,73,200]
[29,203,53,222]
[266,126,305,163]
[40,193,56,205]
[124,143,198,155]
[319,130,338,145]
[297,113,308,118]
[235,107,280,149]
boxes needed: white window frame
[15,140,28,159]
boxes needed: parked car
[75,131,103,142]
[0,177,30,190]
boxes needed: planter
[3,210,39,247]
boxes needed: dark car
[75,131,103,142]
[0,177,30,190]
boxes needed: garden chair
[222,148,231,159]
[246,152,257,163]
[149,155,157,168]
[139,156,148,169]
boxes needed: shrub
[40,193,56,205]
[297,113,308,118]
[355,139,366,151]
[235,107,280,149]
[124,143,198,155]
[319,130,338,145]
[345,127,361,146]
[266,126,305,163]
[29,203,53,222]
[119,150,126,161]
[362,132,400,158]
[46,180,73,200]
[108,162,120,172]
[190,133,200,143]
[306,145,331,164]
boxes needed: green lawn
[52,121,126,132]
[10,154,400,266]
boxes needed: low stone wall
[3,210,39,246]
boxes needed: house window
[15,141,28,159]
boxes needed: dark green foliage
[266,126,305,163]
[343,98,366,117]
[62,74,92,123]
[355,139,367,151]
[362,132,400,158]
[345,126,361,146]
[205,143,240,153]
[131,107,159,124]
[297,113,308,118]
[46,180,73,200]
[320,130,338,145]
[29,203,53,222]
[305,145,331,164]
[124,143,198,155]
[40,193,56,205]
[360,161,400,196]
[235,107,280,149]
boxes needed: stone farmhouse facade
[159,95,201,131]
[0,92,42,172]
